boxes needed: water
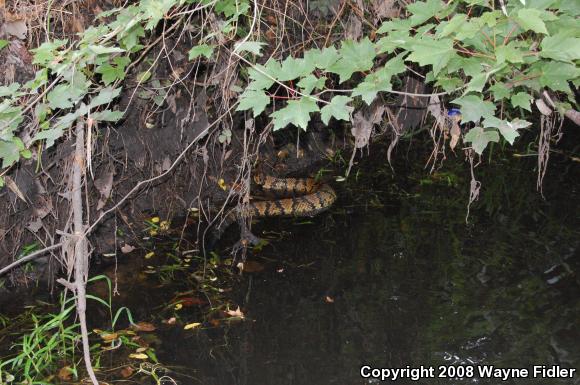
[1,147,579,385]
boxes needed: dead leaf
[225,306,245,319]
[4,176,27,202]
[57,366,73,381]
[4,19,27,39]
[352,104,385,149]
[99,332,119,342]
[371,0,398,21]
[26,218,43,233]
[184,322,202,330]
[449,121,461,150]
[94,167,114,210]
[120,366,134,378]
[345,14,362,40]
[121,244,135,253]
[132,321,156,332]
[129,353,149,360]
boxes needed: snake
[210,175,337,245]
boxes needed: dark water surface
[1,148,579,385]
[147,151,579,385]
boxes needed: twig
[70,119,99,385]
[0,243,63,276]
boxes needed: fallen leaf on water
[120,366,134,378]
[144,251,155,259]
[184,322,202,330]
[132,322,156,332]
[129,353,149,360]
[225,306,245,318]
[57,366,73,381]
[121,244,135,253]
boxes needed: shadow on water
[1,144,579,385]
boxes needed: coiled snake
[211,175,337,246]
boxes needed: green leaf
[437,14,467,37]
[435,76,464,92]
[540,32,580,62]
[511,92,533,111]
[120,24,146,51]
[0,83,21,98]
[32,39,67,65]
[247,67,273,91]
[141,0,177,30]
[495,42,524,64]
[516,9,548,35]
[88,45,125,55]
[188,44,215,60]
[327,38,376,83]
[236,89,270,117]
[489,83,511,100]
[297,75,326,94]
[463,126,499,154]
[304,47,340,70]
[0,40,8,51]
[92,110,124,122]
[407,0,444,26]
[278,57,316,82]
[320,96,353,125]
[406,37,455,76]
[96,57,129,86]
[270,97,319,131]
[377,18,413,34]
[352,54,406,104]
[234,41,265,56]
[376,30,411,54]
[0,139,21,168]
[483,117,531,145]
[90,87,122,108]
[452,94,495,123]
[47,83,84,109]
[539,61,580,92]
[34,127,64,148]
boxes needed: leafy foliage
[0,0,579,179]
[232,0,578,155]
